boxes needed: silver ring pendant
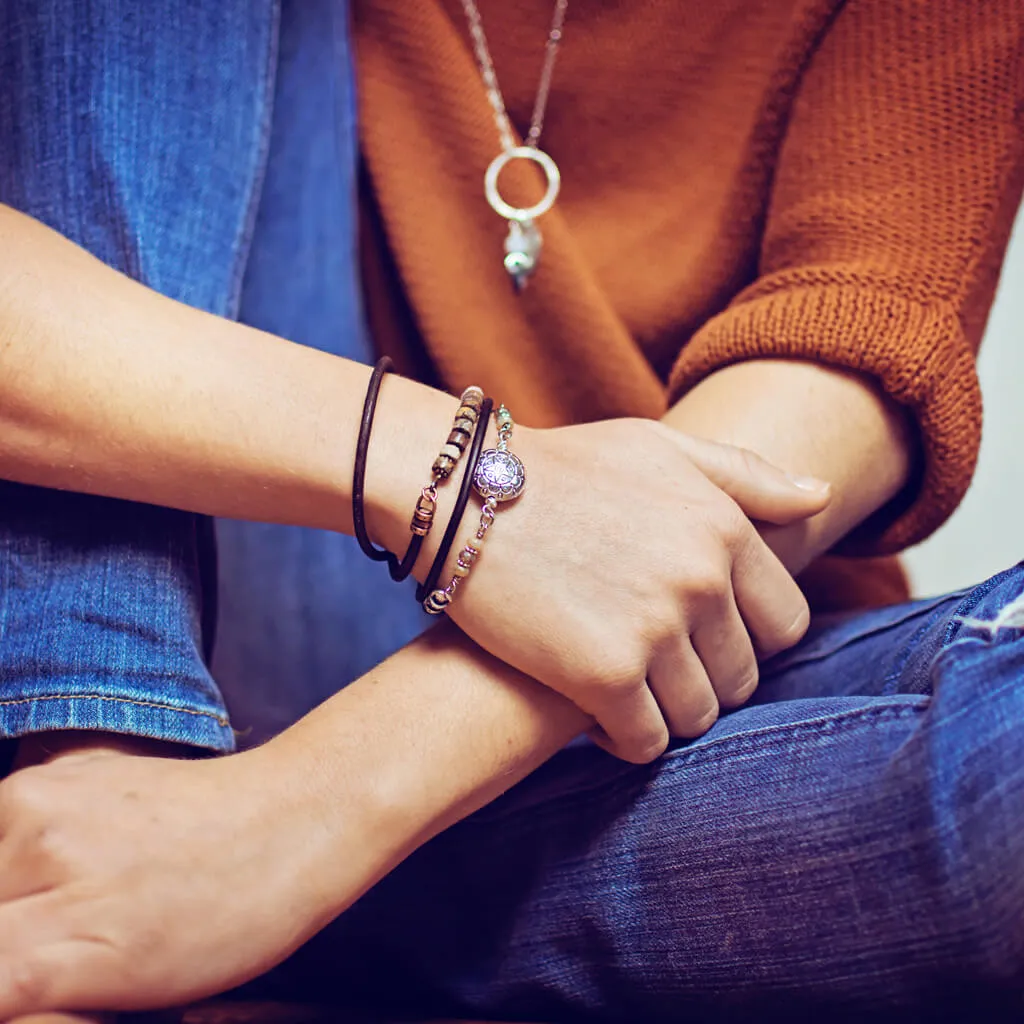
[484,146,561,221]
[484,147,561,291]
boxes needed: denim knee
[915,570,1024,976]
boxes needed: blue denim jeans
[0,0,427,753]
[2,0,1023,1017]
[249,565,1024,1021]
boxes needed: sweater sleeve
[668,0,1024,554]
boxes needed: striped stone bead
[446,427,471,450]
[460,386,485,412]
[455,403,480,423]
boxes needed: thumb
[670,433,831,525]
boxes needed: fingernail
[788,474,830,492]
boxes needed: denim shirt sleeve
[0,0,279,750]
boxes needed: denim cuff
[0,484,235,754]
[0,673,234,752]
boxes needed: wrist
[357,373,462,562]
[253,707,440,919]
[363,378,504,586]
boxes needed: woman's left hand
[0,743,347,1018]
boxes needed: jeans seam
[0,692,230,726]
[661,701,926,766]
[473,701,928,825]
[763,593,967,675]
[223,0,280,319]
[943,561,1024,646]
[881,564,1024,695]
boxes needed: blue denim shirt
[0,0,426,751]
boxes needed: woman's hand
[444,418,830,763]
[0,744,346,1019]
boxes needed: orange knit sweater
[354,1,1024,605]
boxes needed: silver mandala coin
[474,448,526,501]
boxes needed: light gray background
[903,202,1023,597]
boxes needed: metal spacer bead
[424,589,452,616]
[410,487,437,537]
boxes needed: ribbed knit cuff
[668,284,982,555]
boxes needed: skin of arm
[663,358,915,574]
[0,202,830,759]
[0,355,915,1013]
[0,216,916,1017]
[0,623,589,1016]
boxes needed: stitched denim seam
[881,602,957,694]
[943,561,1024,646]
[881,564,1024,694]
[761,592,967,674]
[662,701,925,766]
[0,693,230,726]
[223,0,280,319]
[472,702,927,824]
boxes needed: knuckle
[603,673,648,703]
[765,599,811,656]
[585,648,649,699]
[31,819,75,870]
[1,953,50,1013]
[722,666,760,708]
[683,558,730,607]
[0,770,49,820]
[676,702,720,739]
[627,728,670,765]
[716,500,753,548]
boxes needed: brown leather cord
[388,521,425,581]
[416,397,493,604]
[352,356,395,563]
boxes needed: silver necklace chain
[459,0,569,153]
[459,0,570,290]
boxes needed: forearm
[259,621,588,915]
[663,359,914,572]
[0,204,454,546]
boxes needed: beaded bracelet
[388,384,485,581]
[423,403,526,615]
[417,397,494,604]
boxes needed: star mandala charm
[474,448,526,502]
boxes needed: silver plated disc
[474,448,526,502]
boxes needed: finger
[0,892,78,1019]
[731,531,810,658]
[647,638,720,738]
[0,893,141,1019]
[8,1014,113,1023]
[0,941,107,1020]
[583,680,670,764]
[690,592,760,709]
[667,432,831,525]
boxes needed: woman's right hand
[439,417,830,763]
